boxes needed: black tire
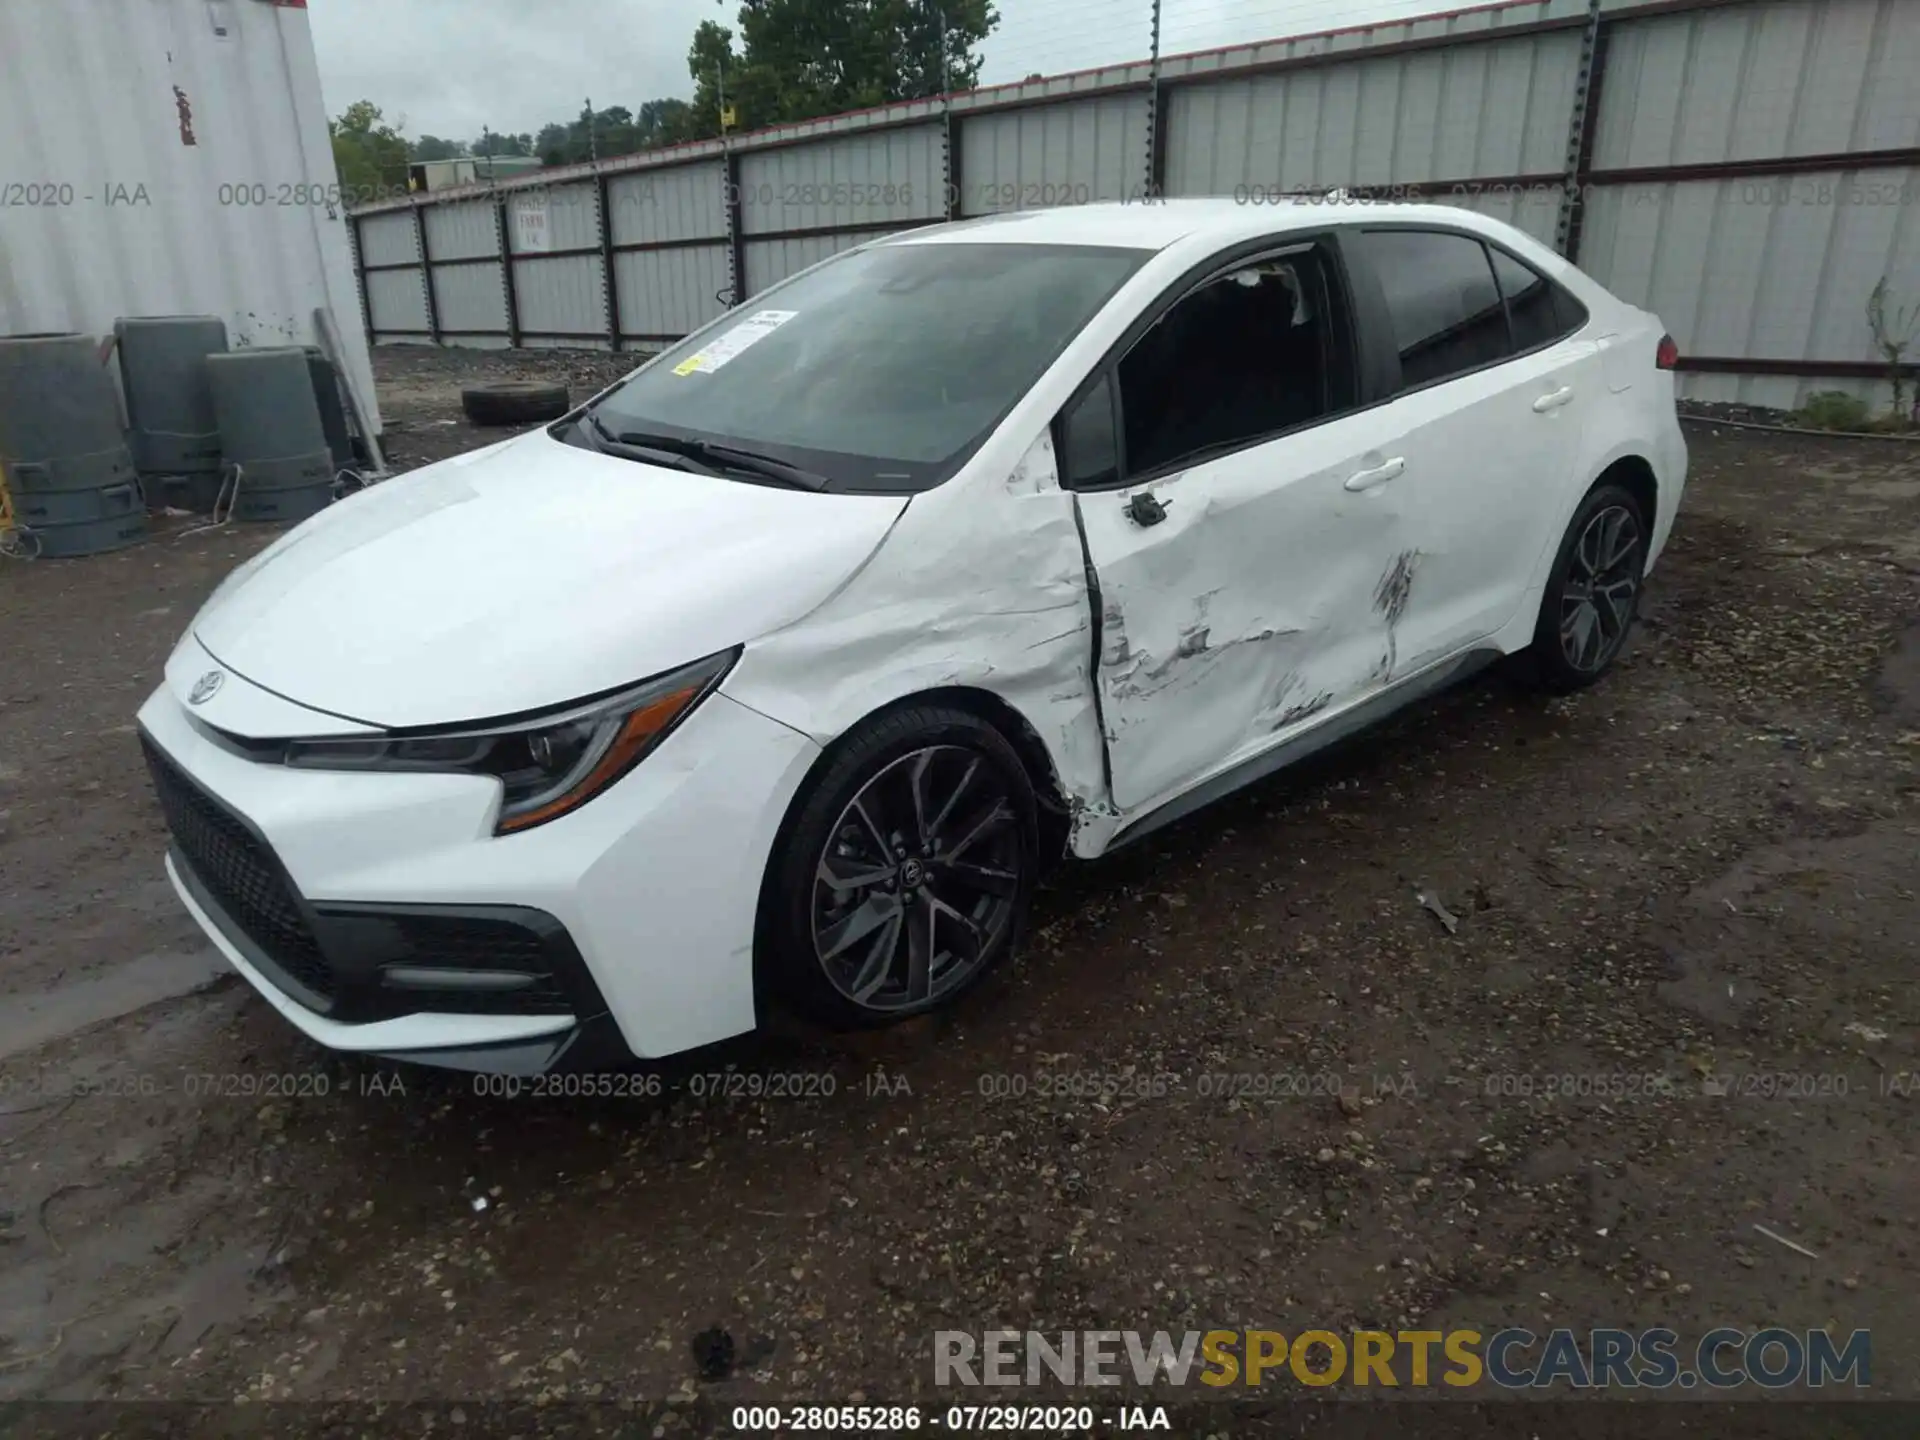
[1513,481,1650,693]
[757,705,1040,1030]
[460,381,570,426]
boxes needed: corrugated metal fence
[350,0,1920,411]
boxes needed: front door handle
[1533,385,1575,413]
[1344,456,1405,493]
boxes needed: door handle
[1344,456,1405,493]
[1533,385,1575,413]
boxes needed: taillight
[1656,333,1679,370]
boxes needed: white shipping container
[0,0,381,432]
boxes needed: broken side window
[1113,242,1355,479]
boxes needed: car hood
[191,429,908,729]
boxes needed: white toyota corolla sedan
[139,200,1686,1073]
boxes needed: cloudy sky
[307,0,1448,142]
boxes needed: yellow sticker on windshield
[669,310,797,378]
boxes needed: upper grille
[141,735,334,1001]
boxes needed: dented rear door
[1076,415,1422,816]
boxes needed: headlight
[284,650,736,834]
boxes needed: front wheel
[759,705,1040,1029]
[1515,482,1649,693]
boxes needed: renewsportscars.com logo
[934,1328,1871,1391]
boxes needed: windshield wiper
[699,442,831,493]
[581,413,722,476]
[608,425,830,493]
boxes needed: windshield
[582,241,1149,493]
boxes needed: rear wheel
[760,706,1039,1029]
[1515,481,1649,693]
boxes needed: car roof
[878,197,1528,254]
[876,197,1595,302]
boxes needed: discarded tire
[460,382,571,427]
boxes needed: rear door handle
[1533,385,1575,413]
[1344,456,1405,493]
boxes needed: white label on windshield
[672,309,797,376]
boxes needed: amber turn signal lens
[496,685,701,833]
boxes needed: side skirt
[1109,645,1505,849]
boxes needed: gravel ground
[2,346,1918,1430]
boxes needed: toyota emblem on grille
[188,670,224,706]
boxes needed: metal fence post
[1556,0,1608,259]
[413,201,441,345]
[724,151,747,307]
[944,110,963,221]
[1143,0,1164,200]
[347,211,375,351]
[495,196,522,348]
[939,4,960,221]
[597,171,621,350]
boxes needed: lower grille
[141,735,334,1001]
[372,912,576,1015]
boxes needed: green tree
[469,0,996,172]
[637,98,699,148]
[878,0,995,98]
[687,21,752,137]
[534,121,572,166]
[411,134,467,161]
[690,0,996,134]
[595,105,642,157]
[330,100,411,192]
[472,131,534,158]
[531,107,617,165]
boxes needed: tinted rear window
[1358,230,1508,390]
[1487,246,1586,351]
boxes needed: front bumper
[166,850,626,1073]
[138,665,821,1068]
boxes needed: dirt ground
[2,345,1918,1431]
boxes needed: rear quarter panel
[1482,239,1689,633]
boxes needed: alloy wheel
[811,745,1022,1012]
[1559,504,1643,673]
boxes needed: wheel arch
[767,685,1075,871]
[1499,444,1665,657]
[908,686,1075,861]
[747,683,1073,1019]
[1595,453,1659,542]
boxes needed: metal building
[0,0,381,431]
